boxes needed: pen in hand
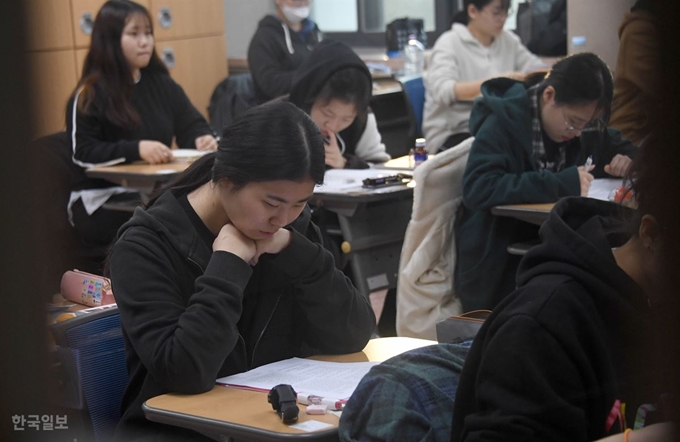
[584,155,593,169]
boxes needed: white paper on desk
[216,358,379,399]
[588,178,623,201]
[171,149,212,161]
[315,169,395,193]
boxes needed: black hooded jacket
[110,189,375,441]
[288,40,389,169]
[247,15,322,103]
[452,197,660,441]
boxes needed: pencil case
[60,269,115,307]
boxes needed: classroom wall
[567,0,636,70]
[224,0,275,59]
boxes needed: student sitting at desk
[455,53,636,312]
[66,0,217,271]
[248,0,323,103]
[452,140,677,440]
[287,40,390,169]
[423,0,546,154]
[108,101,375,441]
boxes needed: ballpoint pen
[584,155,593,169]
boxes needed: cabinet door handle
[158,7,173,29]
[161,48,176,69]
[80,12,94,35]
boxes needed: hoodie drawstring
[282,23,294,54]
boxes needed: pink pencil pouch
[60,269,115,307]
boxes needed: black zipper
[250,293,282,369]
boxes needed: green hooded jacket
[454,78,636,311]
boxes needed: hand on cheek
[324,132,347,169]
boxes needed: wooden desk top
[144,337,436,441]
[85,162,189,187]
[491,203,555,226]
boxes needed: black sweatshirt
[66,69,213,191]
[452,197,662,441]
[247,15,322,103]
[288,40,389,169]
[110,189,375,441]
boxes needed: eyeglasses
[562,109,605,133]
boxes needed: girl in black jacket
[66,0,216,271]
[288,40,390,169]
[109,101,376,441]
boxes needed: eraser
[305,404,328,415]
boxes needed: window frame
[319,0,458,49]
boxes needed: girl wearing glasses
[454,52,636,313]
[423,0,546,154]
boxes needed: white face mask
[281,5,310,24]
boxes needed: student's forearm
[454,79,486,101]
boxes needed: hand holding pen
[577,156,595,197]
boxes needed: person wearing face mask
[247,0,323,103]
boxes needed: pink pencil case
[60,269,115,307]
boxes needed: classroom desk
[310,183,413,298]
[491,203,555,226]
[85,162,188,189]
[143,337,436,442]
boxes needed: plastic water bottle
[403,34,425,77]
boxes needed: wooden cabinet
[25,0,227,137]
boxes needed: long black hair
[146,101,325,207]
[75,0,169,129]
[452,0,511,25]
[528,52,614,123]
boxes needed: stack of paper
[216,358,379,400]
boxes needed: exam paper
[216,358,379,399]
[587,178,623,201]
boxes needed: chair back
[402,76,425,138]
[51,307,128,442]
[396,137,474,339]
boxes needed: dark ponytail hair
[146,101,325,207]
[532,52,614,123]
[76,0,168,129]
[452,0,511,25]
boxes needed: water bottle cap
[415,138,426,147]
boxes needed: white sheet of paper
[290,420,334,432]
[587,178,623,201]
[216,358,379,400]
[171,149,211,160]
[315,169,398,193]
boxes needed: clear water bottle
[403,34,425,77]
